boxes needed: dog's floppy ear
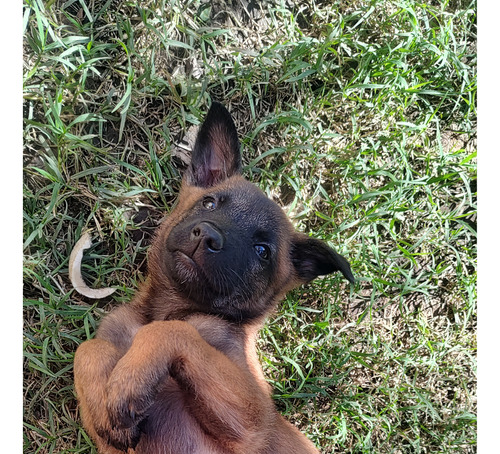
[185,102,242,188]
[291,235,355,284]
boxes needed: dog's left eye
[254,244,270,260]
[203,197,216,210]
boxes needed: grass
[23,0,476,452]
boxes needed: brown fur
[74,102,353,453]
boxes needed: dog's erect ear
[291,236,355,284]
[185,102,242,188]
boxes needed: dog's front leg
[106,320,274,453]
[74,338,142,452]
[74,305,147,452]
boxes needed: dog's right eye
[254,244,270,261]
[202,197,216,210]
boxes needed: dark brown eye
[254,244,270,260]
[203,197,216,210]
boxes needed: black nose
[191,222,224,252]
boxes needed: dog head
[148,102,354,322]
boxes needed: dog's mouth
[169,249,225,297]
[175,250,196,268]
[171,250,203,281]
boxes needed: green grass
[23,0,476,452]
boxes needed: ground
[23,1,476,452]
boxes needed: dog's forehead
[218,179,286,216]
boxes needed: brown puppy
[74,102,354,454]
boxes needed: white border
[3,1,23,449]
[477,0,495,452]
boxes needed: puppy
[74,102,354,453]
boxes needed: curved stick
[69,232,116,299]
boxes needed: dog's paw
[96,423,141,451]
[106,371,154,430]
